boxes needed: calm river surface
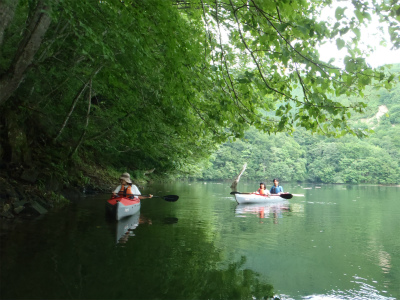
[1,181,399,300]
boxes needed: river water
[1,181,399,300]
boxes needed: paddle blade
[162,195,179,202]
[280,193,293,199]
[230,192,254,195]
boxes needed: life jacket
[257,188,265,195]
[271,186,281,194]
[118,185,134,199]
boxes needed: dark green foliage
[0,0,399,181]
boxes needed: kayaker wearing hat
[112,173,152,199]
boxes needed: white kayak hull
[106,197,141,221]
[234,193,287,204]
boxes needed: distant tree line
[193,80,400,184]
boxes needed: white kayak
[106,196,141,221]
[234,192,292,204]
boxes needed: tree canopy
[0,0,399,178]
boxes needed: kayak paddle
[116,194,179,202]
[230,191,252,195]
[230,191,294,200]
[141,194,179,202]
[278,193,293,199]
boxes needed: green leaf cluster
[0,0,399,179]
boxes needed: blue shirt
[270,185,283,194]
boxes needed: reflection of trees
[0,202,276,300]
[155,256,274,300]
[127,224,276,300]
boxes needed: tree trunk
[0,0,53,106]
[144,168,155,176]
[0,0,19,47]
[5,110,32,165]
[230,162,247,191]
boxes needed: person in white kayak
[256,182,270,195]
[270,178,283,194]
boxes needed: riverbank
[0,163,149,220]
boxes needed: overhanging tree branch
[53,65,103,142]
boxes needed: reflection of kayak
[234,193,291,204]
[106,197,140,220]
[235,201,290,217]
[116,211,140,243]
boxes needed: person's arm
[131,185,152,199]
[113,185,121,196]
[279,186,283,193]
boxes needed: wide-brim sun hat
[119,173,132,184]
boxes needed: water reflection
[1,183,399,300]
[162,216,179,224]
[115,214,179,244]
[295,274,397,300]
[235,201,290,222]
[116,212,140,243]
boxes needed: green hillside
[193,66,400,184]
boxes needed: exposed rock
[360,105,389,126]
[45,177,60,192]
[5,188,18,198]
[12,200,28,207]
[29,201,48,215]
[14,206,25,214]
[3,203,10,213]
[61,187,82,200]
[9,196,19,203]
[0,211,14,219]
[20,169,40,183]
[6,110,32,165]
